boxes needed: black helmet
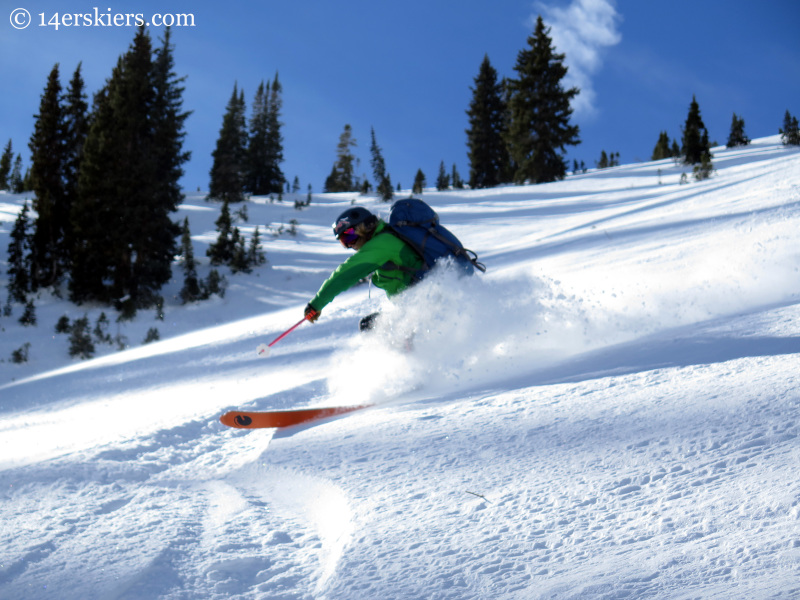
[332,207,376,239]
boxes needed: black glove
[304,303,321,323]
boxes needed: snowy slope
[1,136,799,599]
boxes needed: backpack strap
[371,229,427,281]
[390,219,437,267]
[381,220,486,275]
[417,224,487,273]
[378,260,427,285]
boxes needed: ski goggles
[337,227,359,248]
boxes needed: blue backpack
[385,198,486,282]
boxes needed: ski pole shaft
[264,317,307,350]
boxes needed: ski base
[220,404,372,429]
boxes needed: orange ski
[219,404,372,429]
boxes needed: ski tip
[220,411,254,428]
[256,343,270,357]
[220,404,374,429]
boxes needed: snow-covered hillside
[1,136,799,599]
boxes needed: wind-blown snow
[1,136,799,599]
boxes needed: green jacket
[309,220,423,311]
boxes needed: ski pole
[257,316,308,357]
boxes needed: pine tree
[55,315,71,333]
[93,312,112,345]
[324,124,358,192]
[681,95,711,165]
[466,55,511,189]
[28,64,66,289]
[651,131,673,160]
[436,161,450,190]
[323,165,339,194]
[506,17,580,184]
[72,39,154,308]
[149,28,190,243]
[6,202,32,305]
[780,110,800,146]
[10,343,31,364]
[9,156,25,193]
[19,299,36,326]
[0,140,12,190]
[726,113,750,148]
[208,84,248,202]
[68,314,94,359]
[62,63,89,259]
[597,150,609,169]
[207,200,235,265]
[451,164,464,189]
[179,218,201,303]
[693,150,715,181]
[369,127,393,201]
[412,169,426,194]
[202,269,225,299]
[229,228,249,273]
[247,226,266,267]
[263,73,286,195]
[245,81,270,194]
[70,26,188,311]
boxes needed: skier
[304,207,423,331]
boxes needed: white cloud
[535,0,622,118]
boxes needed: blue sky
[2,0,799,194]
